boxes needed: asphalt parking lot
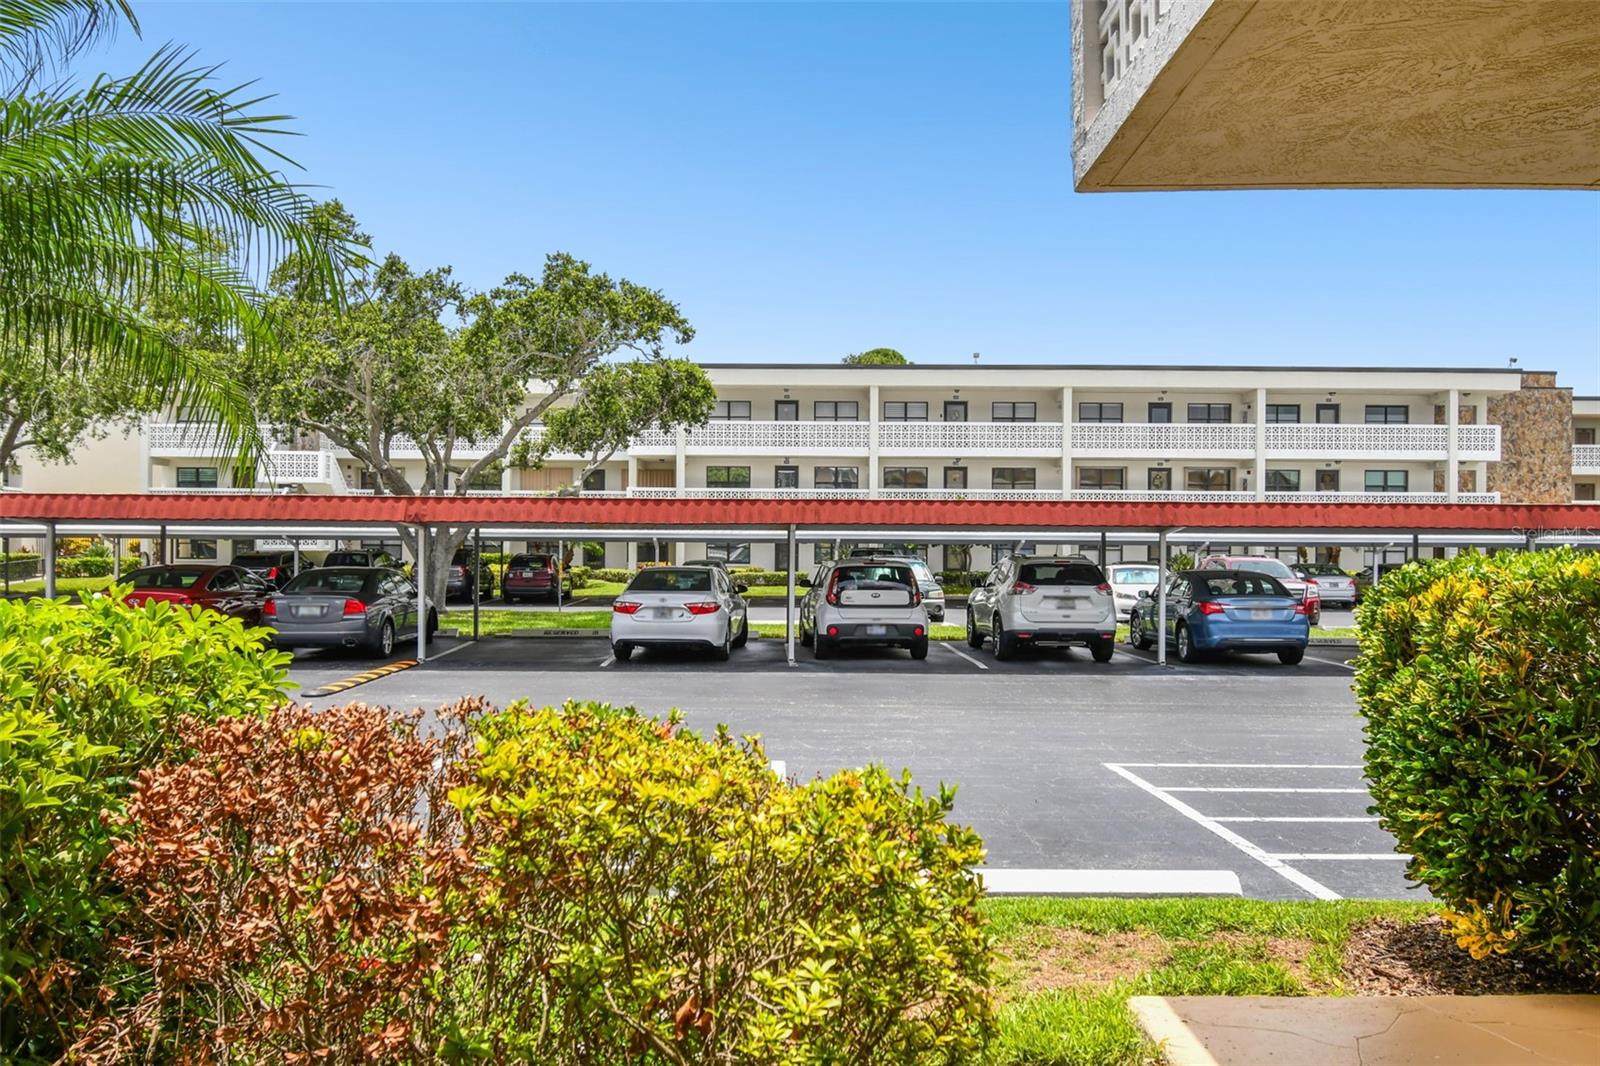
[283,630,1413,902]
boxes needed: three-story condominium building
[99,361,1589,573]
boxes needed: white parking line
[1161,787,1369,793]
[1104,763,1341,900]
[598,654,615,668]
[425,641,473,662]
[943,643,990,670]
[1302,653,1357,671]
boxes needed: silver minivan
[966,555,1117,662]
[798,559,931,660]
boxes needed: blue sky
[106,2,1599,390]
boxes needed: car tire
[613,641,633,662]
[1310,606,1322,627]
[1089,637,1114,663]
[813,635,832,660]
[370,618,395,659]
[992,616,1016,661]
[712,625,732,662]
[909,636,929,660]
[1278,647,1305,666]
[800,624,814,648]
[1175,622,1200,664]
[966,612,984,648]
[501,592,513,605]
[1132,615,1154,651]
[732,615,749,648]
[425,608,438,645]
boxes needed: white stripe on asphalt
[1103,763,1341,901]
[943,643,990,670]
[1117,763,1362,769]
[1162,787,1369,793]
[1213,817,1378,823]
[598,654,615,668]
[1269,853,1410,861]
[1302,653,1357,671]
[978,868,1241,896]
[424,641,473,662]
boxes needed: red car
[120,565,274,624]
[501,552,559,603]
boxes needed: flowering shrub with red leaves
[74,701,469,1064]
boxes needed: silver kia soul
[966,555,1118,662]
[798,558,931,660]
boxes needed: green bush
[53,555,142,578]
[566,563,593,589]
[590,566,636,583]
[1355,548,1600,974]
[0,593,291,1060]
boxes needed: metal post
[1157,528,1169,666]
[113,536,121,582]
[1099,530,1108,567]
[1412,532,1420,562]
[159,523,167,565]
[292,539,301,578]
[2,535,8,594]
[785,524,798,666]
[415,525,428,664]
[472,527,481,641]
[43,522,56,599]
[556,538,564,611]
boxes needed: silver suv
[799,558,931,660]
[966,555,1117,662]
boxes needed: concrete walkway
[1130,995,1600,1066]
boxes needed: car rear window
[1017,562,1105,586]
[1298,565,1345,576]
[1226,558,1295,579]
[1196,574,1290,598]
[1111,565,1159,585]
[510,555,551,568]
[832,565,915,589]
[629,568,713,592]
[233,554,281,568]
[127,568,206,589]
[283,570,372,595]
[322,552,367,566]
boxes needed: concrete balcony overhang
[1073,0,1600,192]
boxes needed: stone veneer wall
[1487,372,1574,504]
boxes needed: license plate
[864,624,889,636]
[650,607,676,619]
[1249,609,1273,619]
[292,605,321,618]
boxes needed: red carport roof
[2,493,1597,532]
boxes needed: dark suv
[231,551,301,589]
[502,553,558,602]
[324,549,400,569]
[445,549,496,601]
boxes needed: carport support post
[2,535,8,594]
[1099,530,1108,567]
[414,525,427,664]
[556,539,564,611]
[472,527,481,640]
[158,524,167,565]
[785,524,797,666]
[43,522,56,599]
[112,537,120,581]
[1156,528,1168,667]
[1411,532,1420,562]
[292,539,300,576]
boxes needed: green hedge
[0,594,290,1061]
[53,555,143,578]
[1355,548,1599,975]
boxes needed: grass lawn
[440,609,611,634]
[2,575,115,596]
[982,897,1437,1065]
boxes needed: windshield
[1297,564,1346,576]
[1111,565,1159,585]
[629,568,713,592]
[1197,574,1291,598]
[1017,562,1106,586]
[1228,559,1295,579]
[283,570,373,595]
[127,567,206,589]
[323,552,369,566]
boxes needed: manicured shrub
[567,563,594,589]
[53,555,141,578]
[0,595,290,1060]
[590,566,636,583]
[1355,548,1600,974]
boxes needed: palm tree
[0,0,351,473]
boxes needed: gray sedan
[266,567,435,657]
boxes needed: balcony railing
[1072,423,1255,457]
[878,422,1064,454]
[1264,490,1501,504]
[1574,444,1600,474]
[676,421,871,455]
[1265,423,1500,460]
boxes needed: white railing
[1574,444,1600,474]
[1265,423,1500,460]
[876,487,1064,501]
[1456,425,1501,459]
[878,422,1063,454]
[1097,0,1170,98]
[257,450,327,483]
[631,486,873,500]
[675,421,872,455]
[1072,423,1255,457]
[1264,491,1501,504]
[1073,488,1256,502]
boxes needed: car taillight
[453,566,466,576]
[1294,602,1310,615]
[343,599,367,616]
[262,598,277,617]
[267,567,278,580]
[1095,582,1112,594]
[913,625,925,637]
[685,601,721,615]
[613,601,642,614]
[1199,601,1228,615]
[826,625,839,637]
[910,587,922,606]
[825,571,842,606]
[1304,578,1319,587]
[1010,581,1037,595]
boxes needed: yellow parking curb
[302,659,418,698]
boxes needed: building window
[1148,402,1172,423]
[1365,405,1409,424]
[636,541,668,564]
[1316,403,1341,424]
[1576,428,1596,445]
[774,539,791,571]
[814,465,859,489]
[883,401,928,421]
[1266,469,1301,492]
[1577,483,1597,501]
[774,465,799,489]
[175,538,218,560]
[1265,404,1301,423]
[1078,401,1123,423]
[814,400,859,421]
[944,401,968,422]
[943,466,968,489]
[706,542,752,565]
[1186,403,1232,423]
[1076,467,1126,490]
[992,467,1037,490]
[945,544,973,571]
[706,465,751,488]
[1365,469,1409,493]
[882,466,929,488]
[1186,468,1234,491]
[774,400,798,421]
[176,466,219,489]
[992,402,1037,422]
[712,400,751,420]
[1315,469,1340,492]
[581,469,606,492]
[1147,467,1172,491]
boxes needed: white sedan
[610,566,749,662]
[1108,563,1160,619]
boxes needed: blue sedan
[1127,570,1310,665]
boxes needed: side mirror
[1137,590,1153,600]
[733,582,749,594]
[797,576,812,588]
